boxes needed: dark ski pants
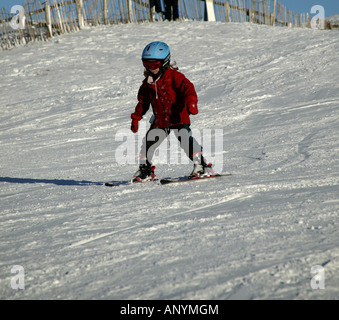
[164,0,179,20]
[150,0,162,13]
[140,124,203,166]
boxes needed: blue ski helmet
[142,41,171,68]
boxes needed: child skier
[130,41,213,182]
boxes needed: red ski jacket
[131,68,198,128]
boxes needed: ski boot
[131,163,156,183]
[189,153,214,178]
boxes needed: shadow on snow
[0,177,104,186]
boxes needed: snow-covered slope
[0,21,338,300]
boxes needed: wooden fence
[1,0,312,50]
[213,0,311,27]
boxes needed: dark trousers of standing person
[150,0,162,13]
[164,0,179,21]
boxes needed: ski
[159,173,231,185]
[104,182,120,187]
[105,174,231,186]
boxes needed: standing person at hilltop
[164,0,179,21]
[150,0,164,20]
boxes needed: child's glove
[131,114,142,133]
[186,101,198,115]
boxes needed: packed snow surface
[1,21,338,299]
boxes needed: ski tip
[159,179,172,185]
[104,182,117,187]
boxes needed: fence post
[271,0,276,26]
[103,0,108,24]
[76,0,84,29]
[148,0,153,22]
[225,2,230,22]
[252,0,256,23]
[52,0,64,34]
[126,0,132,22]
[45,1,53,37]
[205,0,216,21]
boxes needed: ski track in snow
[0,21,339,299]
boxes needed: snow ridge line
[68,193,253,249]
